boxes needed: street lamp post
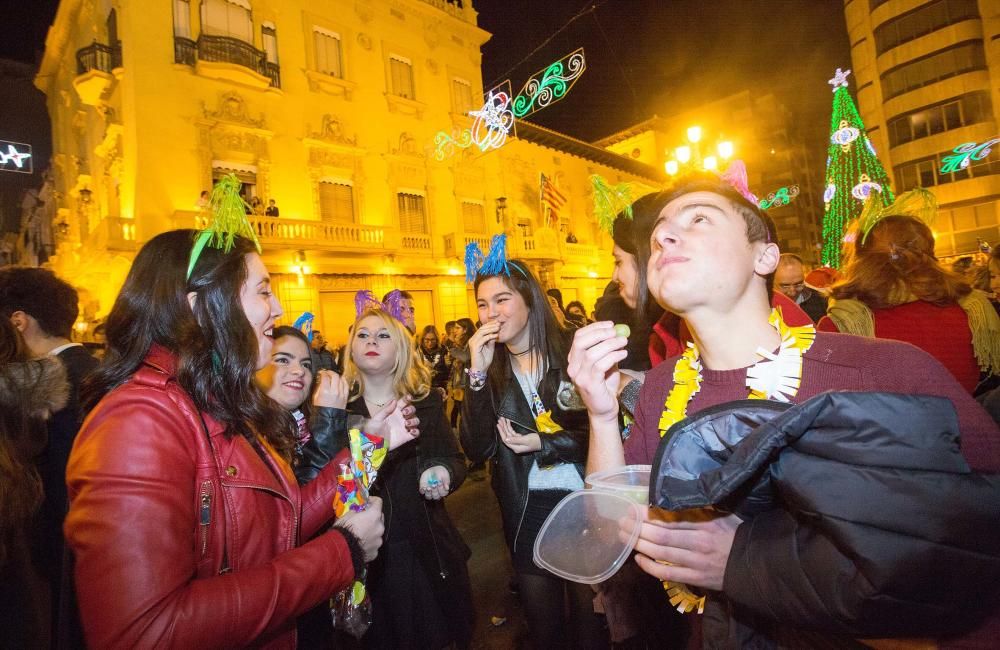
[665,126,733,176]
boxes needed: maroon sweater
[625,331,1000,648]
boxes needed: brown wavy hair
[82,230,296,460]
[832,215,971,309]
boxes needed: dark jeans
[518,572,608,650]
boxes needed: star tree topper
[829,68,851,92]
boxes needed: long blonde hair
[342,308,431,401]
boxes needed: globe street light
[665,126,734,176]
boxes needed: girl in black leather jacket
[460,260,607,649]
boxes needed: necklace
[509,347,531,356]
[658,308,816,439]
[655,307,816,615]
[364,395,392,410]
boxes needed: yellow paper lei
[655,307,816,614]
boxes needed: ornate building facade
[845,0,1000,257]
[36,0,662,345]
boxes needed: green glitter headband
[186,174,262,280]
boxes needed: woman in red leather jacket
[65,230,390,648]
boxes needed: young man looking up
[567,172,1000,647]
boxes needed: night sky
[474,0,852,151]
[0,0,851,158]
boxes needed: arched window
[201,0,252,42]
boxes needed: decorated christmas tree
[820,68,894,268]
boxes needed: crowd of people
[0,165,999,650]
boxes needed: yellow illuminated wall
[37,0,658,335]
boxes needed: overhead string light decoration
[470,85,516,152]
[758,185,800,210]
[433,129,474,162]
[940,138,1000,174]
[511,48,587,119]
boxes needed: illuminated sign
[0,141,32,174]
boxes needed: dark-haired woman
[565,300,592,327]
[448,318,476,431]
[65,230,395,648]
[419,325,450,397]
[460,261,607,649]
[818,206,1000,393]
[0,319,68,649]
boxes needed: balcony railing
[171,212,386,251]
[252,216,383,249]
[76,41,122,75]
[401,233,432,252]
[174,37,196,66]
[443,233,490,258]
[418,0,472,22]
[174,34,280,88]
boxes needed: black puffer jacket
[650,392,1000,647]
[460,351,589,552]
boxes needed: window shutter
[397,193,427,233]
[319,182,354,222]
[461,202,485,233]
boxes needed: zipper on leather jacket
[511,482,529,553]
[199,480,212,557]
[422,498,448,580]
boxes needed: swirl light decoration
[432,129,474,162]
[470,88,515,152]
[512,48,587,119]
[758,185,800,210]
[940,138,1000,174]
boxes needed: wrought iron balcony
[174,37,196,66]
[76,41,123,75]
[174,34,281,88]
[174,35,280,88]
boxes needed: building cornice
[34,0,83,95]
[516,121,665,184]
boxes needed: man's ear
[9,310,29,333]
[187,291,197,312]
[754,242,781,277]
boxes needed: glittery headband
[354,289,406,322]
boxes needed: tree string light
[820,68,894,268]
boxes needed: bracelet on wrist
[465,368,487,391]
